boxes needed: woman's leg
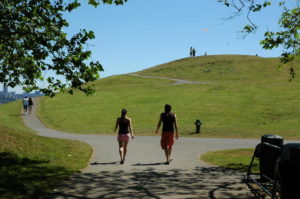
[168,147,172,161]
[118,141,124,163]
[123,141,129,162]
[164,146,173,164]
[164,149,169,163]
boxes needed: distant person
[114,109,134,164]
[190,47,193,57]
[22,96,29,114]
[155,104,179,164]
[192,48,196,57]
[28,97,33,114]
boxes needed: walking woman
[155,104,179,164]
[114,109,134,164]
[28,97,34,114]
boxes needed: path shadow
[90,161,119,165]
[132,162,163,166]
[0,152,72,199]
[48,166,256,199]
[225,163,256,172]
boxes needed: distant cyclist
[114,109,134,164]
[155,104,179,164]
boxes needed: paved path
[23,99,260,199]
[128,73,213,85]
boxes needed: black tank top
[161,112,175,132]
[118,118,129,134]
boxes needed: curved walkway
[128,73,213,85]
[23,99,259,199]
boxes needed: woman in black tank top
[161,112,175,132]
[114,109,134,164]
[155,104,179,164]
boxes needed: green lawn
[201,148,259,172]
[36,55,300,139]
[139,55,293,82]
[0,100,92,198]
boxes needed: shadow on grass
[48,167,256,199]
[0,152,72,199]
[224,163,259,173]
[11,114,26,116]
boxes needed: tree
[0,0,127,97]
[219,0,300,80]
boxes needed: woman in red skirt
[155,104,179,164]
[114,109,134,164]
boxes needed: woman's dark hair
[121,108,127,118]
[164,104,171,113]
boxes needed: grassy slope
[138,55,292,82]
[0,100,92,198]
[201,148,259,172]
[37,55,300,139]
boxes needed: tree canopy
[219,0,300,79]
[0,0,127,97]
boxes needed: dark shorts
[23,105,28,109]
[160,131,174,150]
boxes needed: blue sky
[64,0,286,78]
[4,0,293,93]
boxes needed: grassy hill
[37,55,300,139]
[138,55,293,82]
[0,101,92,198]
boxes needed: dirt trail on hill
[22,98,259,199]
[128,73,213,85]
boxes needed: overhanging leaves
[0,0,127,97]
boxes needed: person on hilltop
[192,48,196,57]
[114,109,134,164]
[28,97,34,114]
[22,96,29,114]
[155,104,179,165]
[190,46,193,57]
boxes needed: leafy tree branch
[0,0,127,97]
[219,0,299,79]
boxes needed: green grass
[0,100,92,198]
[201,148,259,172]
[139,55,294,82]
[36,55,300,139]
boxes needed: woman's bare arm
[155,115,162,134]
[128,118,134,138]
[174,115,179,139]
[114,118,119,133]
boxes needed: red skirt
[118,134,130,142]
[160,131,174,149]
